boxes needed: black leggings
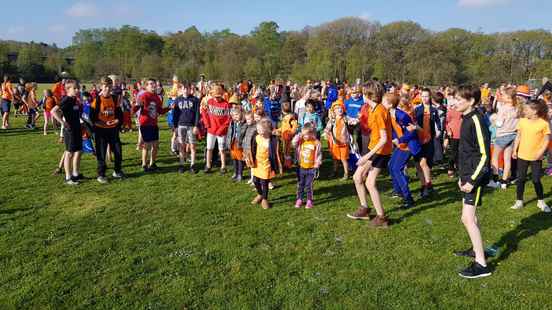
[253,176,270,200]
[516,159,544,200]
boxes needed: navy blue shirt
[173,95,200,127]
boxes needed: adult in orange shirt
[347,81,393,228]
[1,75,14,129]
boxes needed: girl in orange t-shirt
[347,81,392,228]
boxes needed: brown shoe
[347,207,372,220]
[369,215,389,228]
[261,199,271,209]
[251,195,263,205]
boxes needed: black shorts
[463,185,483,207]
[140,126,159,143]
[1,99,11,113]
[64,128,83,152]
[368,150,390,169]
[413,142,434,167]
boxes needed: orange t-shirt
[418,104,432,144]
[44,97,56,112]
[2,82,13,101]
[299,139,317,169]
[367,104,393,155]
[92,96,118,128]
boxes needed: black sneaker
[189,166,197,174]
[149,163,159,171]
[143,166,150,173]
[458,261,491,279]
[178,166,185,174]
[203,166,211,173]
[220,168,227,175]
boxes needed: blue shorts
[140,126,159,143]
[1,99,11,113]
[494,133,516,149]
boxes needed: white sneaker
[246,179,253,185]
[500,182,508,190]
[487,180,500,189]
[511,200,524,210]
[97,176,109,184]
[537,201,551,213]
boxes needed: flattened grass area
[1,95,552,309]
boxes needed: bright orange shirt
[418,105,432,144]
[367,104,393,155]
[299,139,317,169]
[253,135,271,180]
[92,96,117,128]
[2,82,13,101]
[279,113,298,141]
[44,97,56,112]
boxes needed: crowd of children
[3,73,552,279]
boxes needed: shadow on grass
[489,211,552,270]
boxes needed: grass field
[1,90,552,309]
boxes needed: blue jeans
[388,149,413,202]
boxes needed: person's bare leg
[179,143,187,166]
[491,145,501,176]
[151,142,159,166]
[416,163,426,187]
[58,152,65,169]
[341,159,349,177]
[141,144,149,167]
[502,145,513,182]
[220,149,226,170]
[365,168,384,216]
[353,164,370,207]
[73,151,81,176]
[190,144,196,166]
[64,152,73,180]
[206,150,213,169]
[420,158,432,185]
[43,116,48,135]
[461,202,486,266]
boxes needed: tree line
[2,17,552,86]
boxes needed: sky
[1,0,551,47]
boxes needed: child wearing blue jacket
[384,93,421,209]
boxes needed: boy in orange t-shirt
[347,81,392,228]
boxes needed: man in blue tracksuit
[325,81,338,111]
[386,95,421,209]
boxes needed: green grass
[1,98,552,309]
